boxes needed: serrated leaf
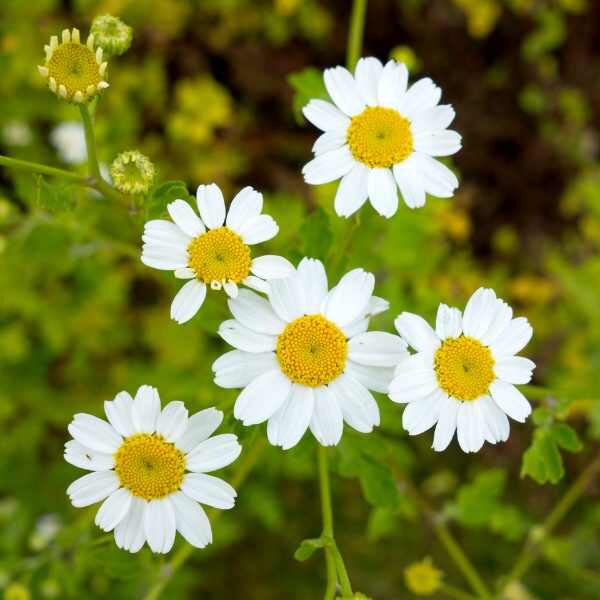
[146,180,192,220]
[521,429,564,484]
[549,423,583,452]
[288,67,328,123]
[299,207,332,262]
[294,537,326,561]
[35,175,76,212]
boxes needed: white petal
[462,288,500,339]
[324,268,374,327]
[67,470,120,508]
[170,492,212,548]
[310,385,344,446]
[489,317,533,358]
[114,497,146,553]
[141,245,188,271]
[218,319,277,352]
[269,385,314,450]
[185,434,242,472]
[324,66,365,116]
[410,152,459,198]
[170,280,207,324]
[354,57,384,105]
[226,187,263,233]
[393,160,426,209]
[196,183,226,229]
[489,380,532,423]
[399,78,441,117]
[432,396,458,451]
[213,350,278,389]
[68,414,122,454]
[345,361,395,394]
[156,401,189,442]
[181,473,237,509]
[131,385,161,434]
[303,146,355,185]
[479,396,510,443]
[176,408,224,453]
[95,488,132,532]
[250,255,295,280]
[104,391,135,438]
[435,304,463,340]
[238,215,278,245]
[378,60,408,108]
[348,331,408,367]
[330,373,380,433]
[368,168,399,217]
[233,369,291,425]
[402,389,444,435]
[388,364,439,403]
[64,440,115,471]
[142,219,191,249]
[495,356,535,385]
[227,289,286,335]
[167,199,205,237]
[479,300,513,347]
[297,257,328,313]
[242,275,270,294]
[456,401,485,453]
[223,281,238,298]
[410,105,456,134]
[414,130,462,157]
[395,312,440,352]
[334,163,369,218]
[313,130,347,155]
[144,498,176,554]
[268,274,306,322]
[303,99,350,132]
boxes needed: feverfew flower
[390,288,535,453]
[38,28,109,103]
[213,258,407,449]
[110,150,155,194]
[302,57,461,218]
[50,122,86,164]
[65,386,241,554]
[141,183,294,324]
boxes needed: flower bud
[90,15,133,57]
[110,150,155,195]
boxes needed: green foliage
[146,180,193,219]
[288,67,328,123]
[298,207,333,262]
[35,175,76,213]
[294,537,326,561]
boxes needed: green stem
[318,446,353,598]
[498,457,600,593]
[346,0,368,71]
[440,584,479,600]
[78,103,101,180]
[142,438,266,600]
[0,155,86,182]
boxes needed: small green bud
[110,150,155,195]
[91,15,133,57]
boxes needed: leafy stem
[0,155,86,182]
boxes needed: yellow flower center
[347,106,413,168]
[47,42,102,98]
[114,434,185,500]
[187,227,252,285]
[276,314,347,387]
[434,336,495,401]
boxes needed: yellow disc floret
[114,434,185,500]
[347,106,413,168]
[187,227,251,286]
[434,336,495,401]
[276,314,348,387]
[404,558,443,596]
[38,29,109,103]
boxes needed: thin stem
[346,0,368,71]
[498,457,600,593]
[318,446,353,598]
[78,104,101,180]
[142,438,266,600]
[0,155,86,182]
[440,584,479,600]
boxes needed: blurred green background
[1,0,600,599]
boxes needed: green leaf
[288,67,328,123]
[294,537,326,561]
[35,175,76,212]
[521,428,564,484]
[146,180,192,220]
[299,207,333,262]
[453,469,506,527]
[357,456,400,509]
[549,423,583,452]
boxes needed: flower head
[38,29,109,103]
[390,288,535,453]
[65,385,241,554]
[213,257,407,449]
[141,183,294,324]
[90,15,133,57]
[110,150,155,194]
[404,558,443,596]
[302,57,461,218]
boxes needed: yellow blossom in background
[404,558,443,595]
[390,45,421,73]
[509,276,556,305]
[3,583,30,600]
[453,0,502,38]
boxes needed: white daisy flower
[65,385,242,554]
[141,183,294,324]
[302,57,461,218]
[212,257,407,449]
[389,288,535,453]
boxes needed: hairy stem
[346,0,368,71]
[143,437,266,600]
[498,457,600,593]
[0,155,86,182]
